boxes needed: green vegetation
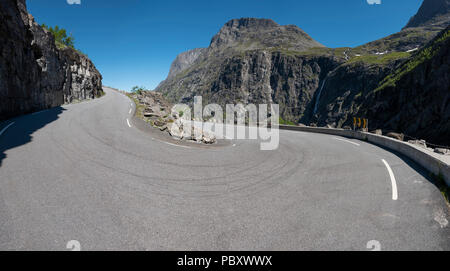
[95,89,105,98]
[375,29,450,92]
[353,29,437,55]
[41,24,75,49]
[279,117,296,126]
[131,86,146,95]
[347,51,411,65]
[271,47,332,57]
[126,94,144,119]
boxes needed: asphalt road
[0,87,449,251]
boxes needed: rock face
[0,0,102,121]
[209,18,323,51]
[404,0,450,29]
[156,3,450,146]
[164,48,207,80]
[156,17,337,123]
[357,26,450,146]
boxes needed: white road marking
[129,108,132,114]
[163,142,191,149]
[382,159,398,201]
[31,109,49,115]
[333,137,360,146]
[0,122,15,137]
[126,119,132,128]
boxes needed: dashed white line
[0,122,15,137]
[382,159,398,201]
[129,108,132,114]
[126,119,132,128]
[333,137,361,146]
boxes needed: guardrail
[279,125,450,187]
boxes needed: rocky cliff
[156,17,332,122]
[357,26,450,146]
[156,0,449,145]
[404,0,449,29]
[0,0,102,121]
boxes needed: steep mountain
[404,0,450,29]
[164,48,207,81]
[156,18,337,121]
[0,0,102,121]
[357,26,450,146]
[305,0,450,145]
[156,0,449,145]
[209,18,323,51]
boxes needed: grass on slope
[126,93,145,119]
[347,51,411,65]
[375,28,450,92]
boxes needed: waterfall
[313,78,327,115]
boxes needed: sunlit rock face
[0,0,102,120]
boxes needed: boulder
[153,120,166,127]
[434,148,450,155]
[144,112,160,118]
[408,139,427,149]
[169,119,183,140]
[370,129,382,135]
[202,131,216,144]
[192,127,204,142]
[386,132,404,141]
[182,122,194,140]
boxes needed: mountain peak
[223,18,280,29]
[209,17,323,51]
[404,0,450,29]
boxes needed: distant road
[0,87,448,250]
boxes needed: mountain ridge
[404,0,450,29]
[156,0,450,145]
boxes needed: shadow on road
[0,107,66,168]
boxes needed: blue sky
[27,0,423,91]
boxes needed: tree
[41,24,75,49]
[131,86,146,95]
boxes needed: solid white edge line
[333,137,361,146]
[126,119,132,128]
[31,109,49,116]
[0,122,15,136]
[382,159,399,201]
[163,141,191,149]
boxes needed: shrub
[41,24,75,49]
[131,86,146,95]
